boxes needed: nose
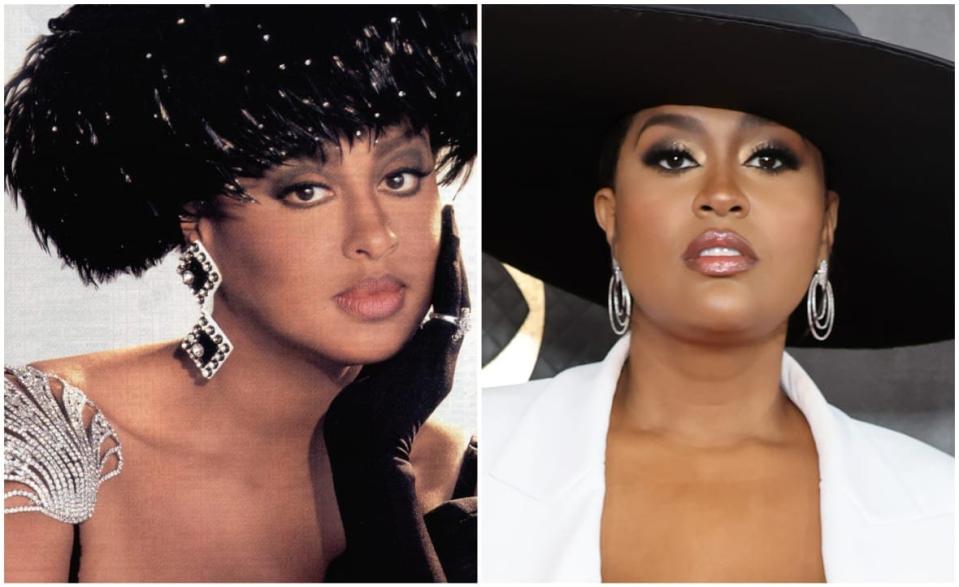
[692,167,750,219]
[342,196,399,261]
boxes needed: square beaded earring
[177,241,233,379]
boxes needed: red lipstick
[334,275,406,320]
[682,229,759,277]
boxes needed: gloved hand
[322,204,470,582]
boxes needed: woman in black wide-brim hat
[4,5,476,582]
[482,5,953,582]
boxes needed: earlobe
[594,187,617,246]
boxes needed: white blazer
[482,336,954,582]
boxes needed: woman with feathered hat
[482,5,953,581]
[5,5,476,582]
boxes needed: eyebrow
[264,134,430,182]
[635,112,776,146]
[273,131,428,170]
[371,132,428,157]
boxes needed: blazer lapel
[490,335,629,500]
[781,352,954,582]
[489,335,630,580]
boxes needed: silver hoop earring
[177,241,233,379]
[608,257,631,335]
[806,259,835,342]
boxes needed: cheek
[214,218,335,300]
[616,197,676,249]
[379,197,443,321]
[612,183,689,281]
[388,195,443,265]
[753,186,826,291]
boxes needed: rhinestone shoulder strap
[4,366,123,523]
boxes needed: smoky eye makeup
[745,140,801,173]
[638,138,804,176]
[266,140,436,206]
[640,140,700,174]
[379,168,431,197]
[378,146,431,173]
[377,148,434,196]
[273,176,335,208]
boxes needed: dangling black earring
[177,241,232,379]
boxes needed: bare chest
[76,436,344,582]
[601,438,824,582]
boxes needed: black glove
[322,204,470,582]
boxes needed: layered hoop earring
[806,259,835,341]
[177,241,233,379]
[608,257,631,335]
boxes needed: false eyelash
[641,143,699,174]
[275,181,331,200]
[747,141,800,172]
[386,166,431,179]
[381,167,432,197]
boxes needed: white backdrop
[3,5,479,434]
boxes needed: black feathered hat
[482,5,953,349]
[6,5,476,285]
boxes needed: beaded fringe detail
[4,365,123,523]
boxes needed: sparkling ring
[429,308,471,342]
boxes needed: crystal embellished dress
[3,366,477,582]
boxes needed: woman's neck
[186,305,361,442]
[616,317,797,449]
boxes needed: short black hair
[596,111,836,191]
[5,5,476,285]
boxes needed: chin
[335,337,411,365]
[309,314,425,366]
[680,322,759,345]
[663,299,761,343]
[694,291,757,320]
[677,310,789,346]
[264,293,430,366]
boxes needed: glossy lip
[333,275,406,320]
[682,229,759,277]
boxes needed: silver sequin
[4,366,123,523]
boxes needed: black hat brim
[483,5,954,348]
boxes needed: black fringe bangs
[5,5,477,285]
